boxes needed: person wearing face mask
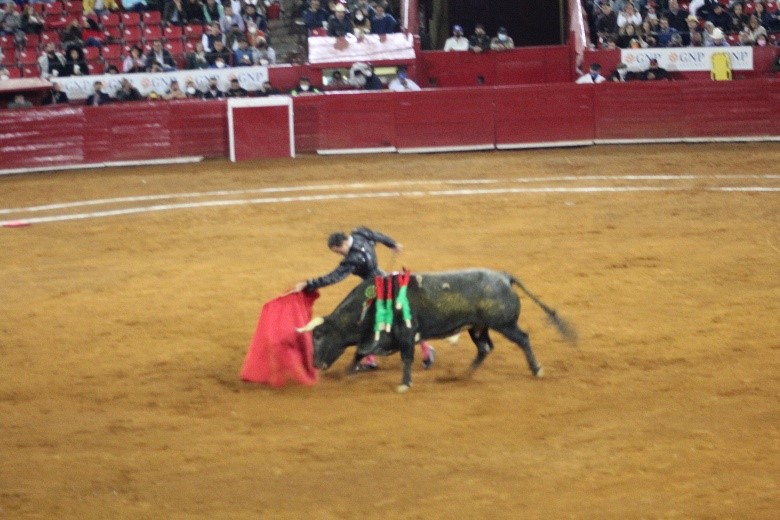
[202,77,225,99]
[184,79,202,98]
[388,67,421,91]
[444,24,469,51]
[490,26,515,51]
[207,39,232,66]
[352,4,371,36]
[575,63,606,84]
[252,37,276,66]
[290,76,322,96]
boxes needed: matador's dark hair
[327,232,348,248]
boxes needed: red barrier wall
[2,79,778,173]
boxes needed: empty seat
[101,43,122,59]
[123,26,144,45]
[41,31,61,46]
[142,11,162,26]
[144,25,163,42]
[163,25,183,41]
[84,46,100,60]
[121,12,142,27]
[100,13,121,28]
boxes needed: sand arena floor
[0,144,778,519]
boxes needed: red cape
[240,291,319,387]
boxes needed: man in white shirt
[575,63,606,84]
[388,69,421,91]
[443,25,469,51]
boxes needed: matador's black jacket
[304,227,398,291]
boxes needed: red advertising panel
[228,98,294,161]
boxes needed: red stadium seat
[87,61,104,75]
[767,1,778,12]
[165,40,184,56]
[104,26,123,42]
[745,2,755,14]
[100,13,121,28]
[144,25,163,42]
[46,2,64,17]
[163,25,183,41]
[142,11,162,26]
[84,46,100,61]
[64,1,83,16]
[41,31,61,46]
[726,33,740,45]
[101,43,122,59]
[310,27,327,36]
[24,34,40,50]
[7,66,22,78]
[104,56,123,70]
[16,50,37,66]
[1,51,15,66]
[32,3,46,15]
[183,24,204,39]
[121,12,142,27]
[183,40,196,53]
[123,26,144,45]
[0,35,15,50]
[267,1,281,20]
[21,65,39,77]
[44,15,69,30]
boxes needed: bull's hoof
[396,384,411,393]
[533,366,545,378]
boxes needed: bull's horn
[296,316,324,333]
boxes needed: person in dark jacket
[293,227,435,371]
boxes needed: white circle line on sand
[1,174,778,215]
[1,184,779,227]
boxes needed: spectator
[754,33,768,47]
[244,4,269,35]
[184,79,201,98]
[184,0,205,25]
[324,69,349,89]
[706,26,729,46]
[443,25,469,51]
[21,5,44,36]
[83,0,119,17]
[290,76,321,95]
[63,47,88,76]
[185,41,209,69]
[42,82,70,104]
[163,79,187,100]
[656,17,680,47]
[8,94,33,109]
[616,23,638,48]
[665,0,689,32]
[707,3,732,32]
[146,39,177,71]
[729,2,747,34]
[202,76,224,98]
[234,38,254,66]
[617,2,641,29]
[38,43,67,78]
[683,14,702,46]
[85,80,111,106]
[106,64,119,74]
[257,80,280,96]
[224,22,245,50]
[163,0,188,27]
[114,78,143,101]
[641,19,659,47]
[575,63,606,84]
[202,22,225,52]
[641,58,671,80]
[122,45,147,73]
[595,3,619,44]
[327,4,353,37]
[370,4,397,34]
[773,53,780,73]
[744,15,767,45]
[202,0,224,25]
[253,37,276,65]
[688,0,719,19]
[303,0,330,33]
[360,63,383,89]
[388,67,421,91]
[490,26,514,51]
[352,4,371,35]
[1,3,22,39]
[755,2,779,32]
[608,62,638,82]
[0,65,10,80]
[354,0,375,19]
[207,39,231,66]
[122,0,148,14]
[469,24,490,53]
[220,5,245,34]
[226,78,248,97]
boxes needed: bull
[297,269,576,392]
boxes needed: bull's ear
[296,316,324,333]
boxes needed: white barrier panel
[55,65,270,100]
[621,47,753,71]
[308,33,415,64]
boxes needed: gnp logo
[668,52,679,63]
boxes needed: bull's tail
[509,275,578,344]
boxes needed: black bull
[298,269,577,391]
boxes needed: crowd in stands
[297,0,401,37]
[442,23,515,52]
[0,0,283,80]
[586,0,780,50]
